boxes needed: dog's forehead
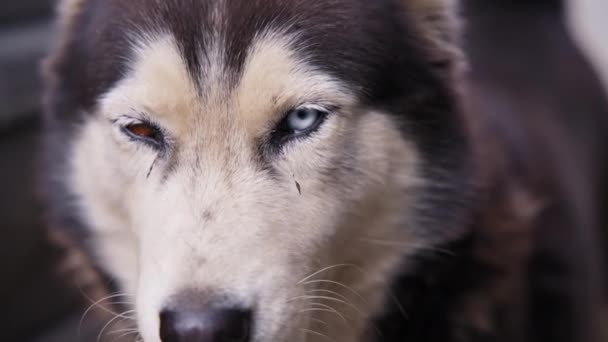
[73,0,421,106]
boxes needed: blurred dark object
[0,2,52,126]
[463,1,608,342]
[0,120,84,341]
[0,0,53,26]
[0,1,92,341]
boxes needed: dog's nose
[159,308,251,342]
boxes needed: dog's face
[44,1,471,341]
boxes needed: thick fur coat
[42,1,607,341]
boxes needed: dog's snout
[159,308,252,342]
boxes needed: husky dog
[42,1,481,341]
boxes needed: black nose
[160,308,252,342]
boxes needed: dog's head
[43,1,473,341]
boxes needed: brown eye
[126,123,156,138]
[123,121,164,148]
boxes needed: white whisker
[300,302,348,323]
[97,310,137,342]
[299,328,336,342]
[308,317,328,326]
[306,289,349,302]
[110,330,139,342]
[297,264,358,285]
[289,295,365,317]
[301,279,368,305]
[79,293,134,338]
[108,328,139,336]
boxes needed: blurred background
[0,1,606,341]
[0,1,93,341]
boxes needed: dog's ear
[45,0,87,52]
[57,0,86,27]
[401,0,466,84]
[42,0,92,120]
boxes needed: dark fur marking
[202,210,213,222]
[146,155,159,179]
[295,180,301,195]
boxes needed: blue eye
[286,107,322,132]
[281,107,328,135]
[267,105,330,150]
